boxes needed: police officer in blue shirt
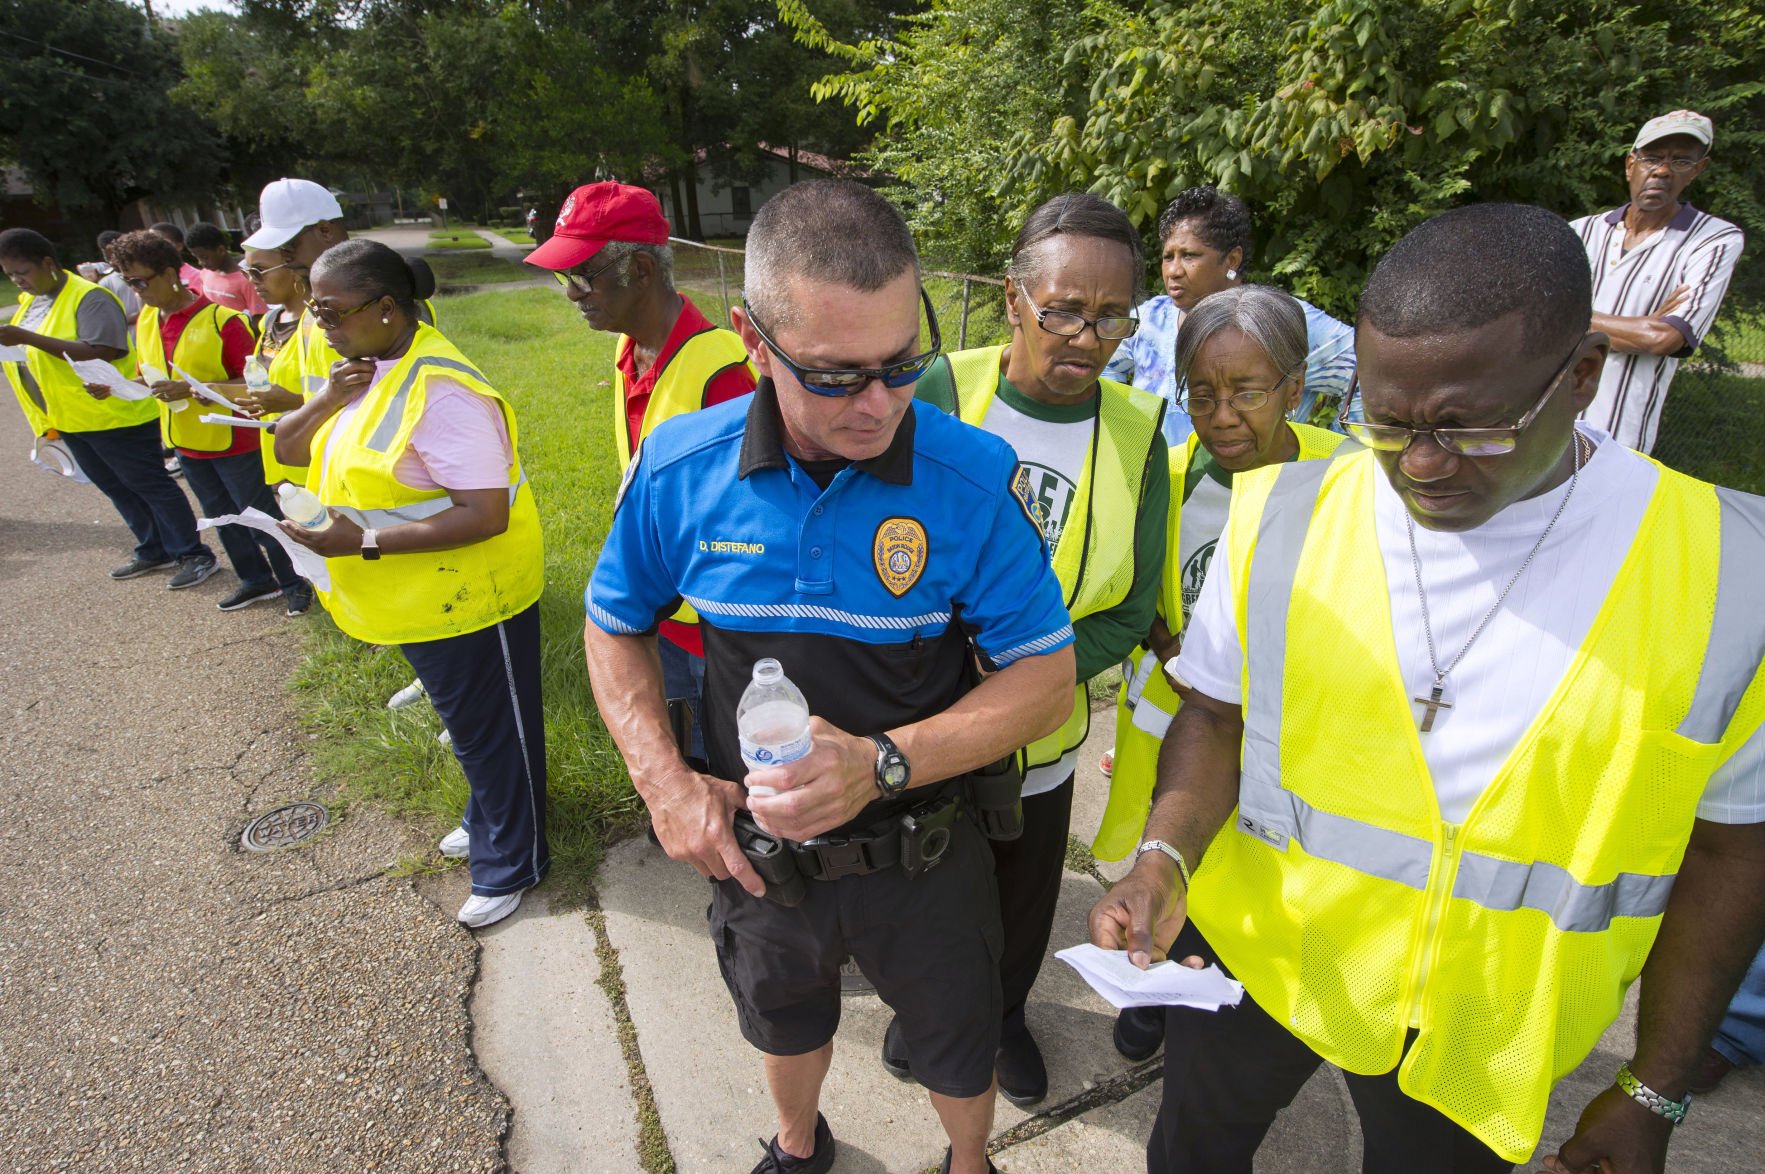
[585,180,1077,1174]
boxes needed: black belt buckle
[808,836,874,880]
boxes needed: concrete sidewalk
[472,703,1765,1172]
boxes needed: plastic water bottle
[244,354,270,398]
[738,659,812,782]
[277,482,332,531]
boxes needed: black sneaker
[164,454,182,477]
[995,1019,1048,1107]
[749,1112,834,1173]
[282,581,315,616]
[218,583,282,611]
[880,1014,913,1082]
[1113,1005,1165,1062]
[167,553,220,590]
[109,556,176,580]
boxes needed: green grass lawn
[489,226,538,246]
[291,287,631,900]
[427,228,492,250]
[1652,369,1765,494]
[426,251,541,287]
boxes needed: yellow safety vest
[307,323,544,644]
[1193,448,1765,1162]
[255,308,310,485]
[945,345,1165,772]
[611,323,754,468]
[136,301,249,454]
[4,274,153,435]
[611,318,754,633]
[295,308,343,399]
[1092,423,1344,860]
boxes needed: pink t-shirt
[201,268,268,316]
[321,364,514,492]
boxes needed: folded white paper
[1055,944,1244,1011]
[200,413,274,429]
[198,507,330,590]
[172,363,243,412]
[0,344,28,363]
[67,357,152,401]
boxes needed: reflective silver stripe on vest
[1236,448,1675,933]
[1452,852,1674,932]
[1678,487,1765,742]
[363,357,492,453]
[1239,457,1337,850]
[332,473,527,530]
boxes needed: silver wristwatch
[1615,1061,1689,1124]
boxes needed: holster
[732,810,807,907]
[965,753,1025,841]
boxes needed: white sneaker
[388,679,428,709]
[438,826,470,858]
[458,890,522,928]
[438,728,453,747]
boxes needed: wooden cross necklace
[1405,433,1589,732]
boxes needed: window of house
[732,186,752,218]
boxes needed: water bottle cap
[277,483,295,500]
[751,658,783,684]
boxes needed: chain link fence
[672,237,1764,494]
[1653,315,1765,495]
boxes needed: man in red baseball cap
[528,181,755,764]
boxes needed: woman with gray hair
[1094,284,1348,1061]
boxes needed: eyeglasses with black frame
[1017,287,1138,341]
[743,288,943,397]
[303,295,380,329]
[1336,337,1585,457]
[553,256,622,294]
[1180,366,1300,417]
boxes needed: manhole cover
[241,801,331,852]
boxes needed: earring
[1226,268,1238,280]
[381,314,391,325]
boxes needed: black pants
[993,773,1074,1029]
[61,421,205,563]
[1149,922,1512,1174]
[179,449,302,592]
[400,603,549,896]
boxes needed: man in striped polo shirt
[1570,110,1745,453]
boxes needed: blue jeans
[179,449,302,592]
[60,421,206,563]
[1713,940,1765,1066]
[658,636,706,764]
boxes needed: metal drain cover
[241,801,331,852]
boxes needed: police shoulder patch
[873,516,929,598]
[1010,465,1040,531]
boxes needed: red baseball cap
[525,182,671,271]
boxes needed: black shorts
[708,815,1003,1098]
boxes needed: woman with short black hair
[274,239,548,929]
[0,227,213,585]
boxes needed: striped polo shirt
[1570,202,1745,453]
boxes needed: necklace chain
[1406,433,1589,703]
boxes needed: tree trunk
[789,144,799,185]
[683,155,704,241]
[668,171,686,233]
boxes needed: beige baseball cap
[1633,110,1714,153]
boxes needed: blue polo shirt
[589,381,1074,813]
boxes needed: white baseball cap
[242,178,344,249]
[1633,110,1714,153]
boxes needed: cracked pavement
[0,415,507,1173]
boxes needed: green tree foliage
[0,0,221,226]
[791,0,1764,316]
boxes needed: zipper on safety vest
[1405,822,1462,1031]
